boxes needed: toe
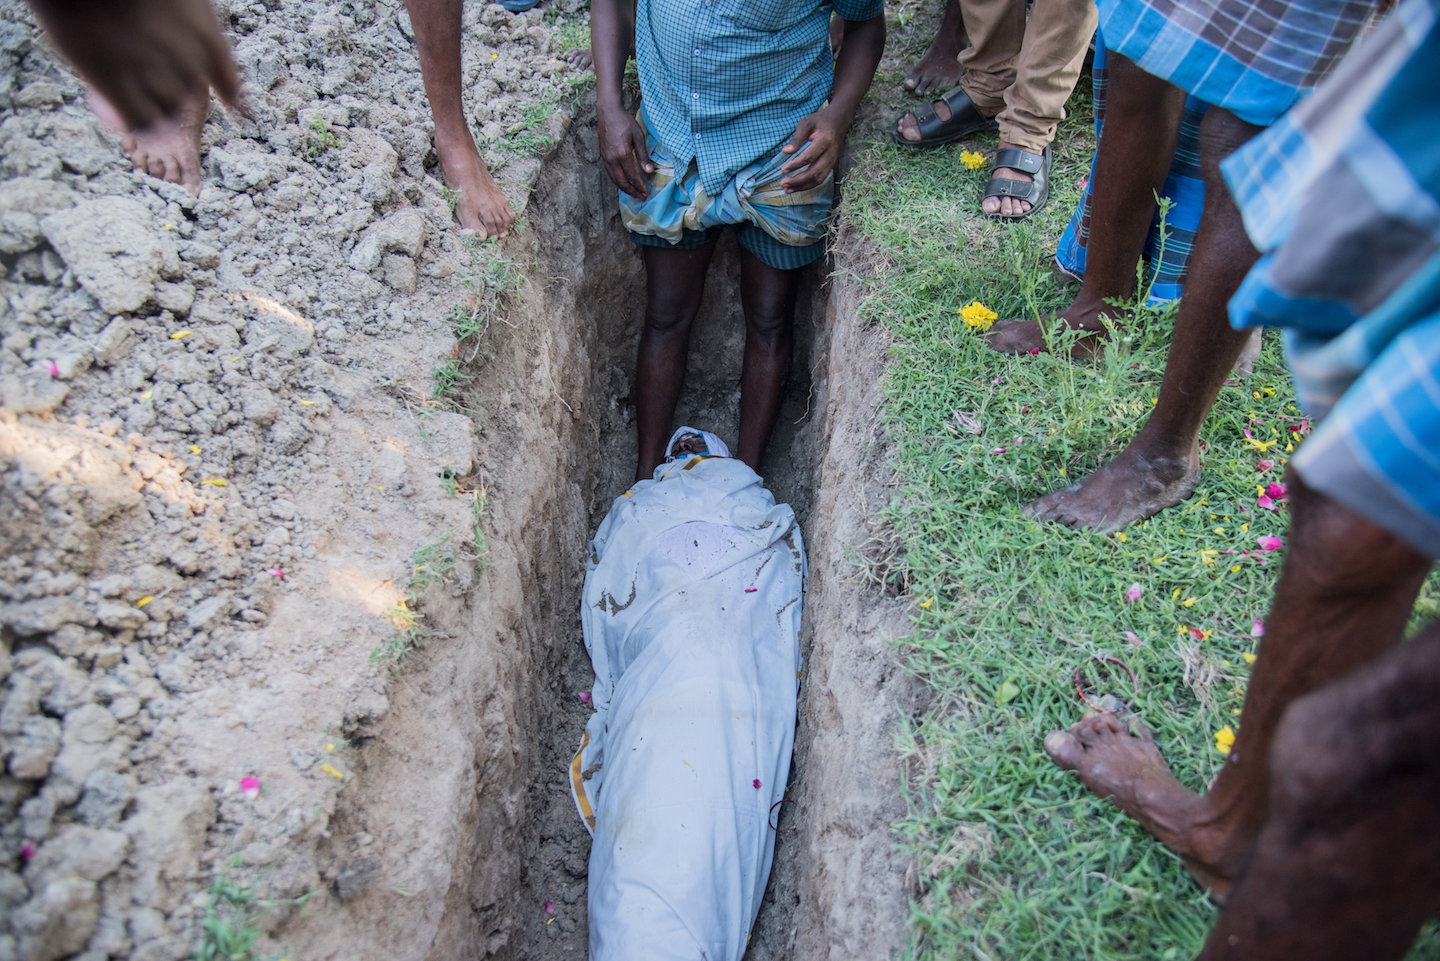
[1045,730,1086,770]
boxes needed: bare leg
[903,0,966,96]
[404,0,516,237]
[1046,476,1432,897]
[988,53,1185,355]
[90,82,210,194]
[634,237,720,482]
[1024,106,1262,532]
[1200,623,1440,960]
[736,248,802,472]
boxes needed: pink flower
[45,360,59,378]
[20,843,35,860]
[1265,482,1288,500]
[990,447,1007,454]
[1256,459,1274,472]
[1123,583,1143,604]
[578,691,591,703]
[991,375,1002,385]
[1257,535,1283,551]
[1257,495,1274,510]
[1124,631,1141,646]
[752,779,762,789]
[1028,348,1040,356]
[240,777,261,798]
[1078,179,1089,191]
[744,588,757,593]
[265,568,285,578]
[1020,406,1029,414]
[544,901,555,915]
[1251,619,1265,638]
[1189,627,1207,641]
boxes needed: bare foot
[564,47,593,71]
[903,31,964,96]
[1024,438,1200,532]
[434,131,516,238]
[987,295,1117,359]
[982,140,1034,217]
[91,84,210,194]
[1045,714,1235,899]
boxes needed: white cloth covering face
[572,454,805,961]
[665,425,730,462]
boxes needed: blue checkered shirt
[635,0,884,196]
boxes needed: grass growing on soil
[844,75,1440,959]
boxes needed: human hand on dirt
[27,0,247,130]
[598,103,653,200]
[779,106,847,193]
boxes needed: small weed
[196,872,315,961]
[445,235,524,343]
[440,184,460,213]
[369,532,461,668]
[432,359,463,402]
[301,115,339,159]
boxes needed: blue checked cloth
[1057,27,1209,304]
[634,0,884,197]
[1224,0,1440,557]
[620,108,833,248]
[1099,0,1379,126]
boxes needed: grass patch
[844,83,1440,957]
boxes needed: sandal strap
[984,177,1044,201]
[901,87,985,137]
[991,147,1046,175]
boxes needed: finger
[628,128,653,173]
[780,140,820,174]
[780,120,813,156]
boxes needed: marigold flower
[959,149,986,171]
[959,301,998,331]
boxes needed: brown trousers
[956,0,1098,152]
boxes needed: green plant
[196,872,316,961]
[440,184,461,213]
[301,115,339,159]
[369,532,460,667]
[432,358,463,402]
[445,236,524,343]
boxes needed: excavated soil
[0,1,925,958]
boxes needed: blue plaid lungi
[620,109,831,271]
[1224,0,1440,557]
[1056,28,1208,304]
[1100,0,1379,126]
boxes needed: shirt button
[694,48,701,55]
[695,133,701,140]
[693,92,700,99]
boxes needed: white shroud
[572,454,805,961]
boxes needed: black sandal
[890,86,998,149]
[984,145,1051,219]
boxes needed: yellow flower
[1242,652,1257,664]
[920,596,934,610]
[1214,725,1236,754]
[321,763,344,779]
[958,301,998,331]
[959,149,986,171]
[190,445,201,454]
[136,596,154,607]
[169,330,190,340]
